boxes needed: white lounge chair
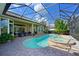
[48,39,76,52]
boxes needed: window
[1,18,8,34]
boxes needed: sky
[8,3,78,25]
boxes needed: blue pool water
[23,34,65,48]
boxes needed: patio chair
[32,31,37,36]
[48,39,76,52]
[28,32,31,36]
[18,32,23,37]
[22,32,26,36]
[14,32,19,37]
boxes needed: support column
[13,21,14,36]
[0,28,1,35]
[27,24,29,32]
[7,19,10,34]
[36,26,38,33]
[41,25,43,32]
[0,19,1,35]
[31,24,34,34]
[43,26,44,32]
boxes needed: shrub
[0,33,15,44]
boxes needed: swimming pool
[23,34,65,48]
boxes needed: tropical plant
[0,33,15,44]
[1,26,8,34]
[55,19,69,34]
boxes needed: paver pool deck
[0,36,75,56]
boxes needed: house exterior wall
[0,3,6,15]
[0,15,46,35]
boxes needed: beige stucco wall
[0,15,47,35]
[0,3,6,15]
[25,24,32,32]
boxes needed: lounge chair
[48,39,76,52]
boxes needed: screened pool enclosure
[0,3,79,39]
[6,3,79,24]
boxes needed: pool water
[23,34,65,48]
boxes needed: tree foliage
[55,19,69,34]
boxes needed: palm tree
[55,19,69,34]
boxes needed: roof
[2,3,79,25]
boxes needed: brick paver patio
[0,36,75,56]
